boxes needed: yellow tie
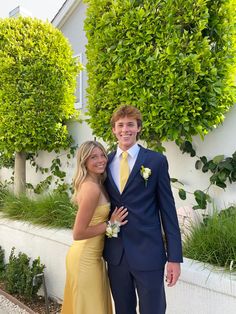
[120,151,129,192]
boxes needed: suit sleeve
[156,155,183,263]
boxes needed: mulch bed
[14,294,62,314]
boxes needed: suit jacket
[103,145,183,270]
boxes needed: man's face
[112,116,141,151]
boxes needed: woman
[61,141,128,314]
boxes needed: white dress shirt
[109,143,140,192]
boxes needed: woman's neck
[86,174,101,185]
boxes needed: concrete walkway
[0,291,32,314]
[0,294,28,313]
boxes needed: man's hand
[165,262,181,287]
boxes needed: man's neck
[118,142,138,151]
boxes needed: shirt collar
[117,143,140,158]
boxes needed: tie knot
[122,151,128,159]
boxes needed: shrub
[4,247,45,300]
[85,0,236,150]
[0,191,76,229]
[183,205,236,272]
[0,17,81,194]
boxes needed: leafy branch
[27,146,77,194]
[0,146,77,195]
[173,141,236,209]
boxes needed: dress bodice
[89,203,110,225]
[72,203,110,255]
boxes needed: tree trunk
[14,152,26,195]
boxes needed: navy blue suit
[104,145,183,314]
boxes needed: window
[74,53,83,109]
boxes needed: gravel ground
[0,295,30,314]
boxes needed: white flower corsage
[140,165,152,187]
[105,220,121,238]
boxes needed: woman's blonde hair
[72,141,107,203]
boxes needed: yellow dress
[61,204,113,314]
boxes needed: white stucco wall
[164,104,236,211]
[57,1,94,146]
[0,215,72,301]
[1,218,235,313]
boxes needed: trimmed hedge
[85,0,236,150]
[0,17,80,156]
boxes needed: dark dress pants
[107,253,166,314]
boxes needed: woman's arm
[73,182,128,240]
[73,182,104,240]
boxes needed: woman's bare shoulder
[81,180,101,191]
[76,181,101,203]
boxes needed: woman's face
[85,147,107,176]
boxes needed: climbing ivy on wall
[84,0,236,150]
[173,142,236,209]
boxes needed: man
[104,105,183,314]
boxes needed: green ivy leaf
[218,158,233,171]
[178,188,187,200]
[215,181,227,189]
[200,156,208,165]
[231,171,236,182]
[195,160,202,170]
[207,161,218,172]
[194,190,207,209]
[213,155,224,164]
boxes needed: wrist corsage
[105,220,121,238]
[140,165,152,187]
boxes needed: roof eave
[52,0,82,28]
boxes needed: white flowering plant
[140,165,152,187]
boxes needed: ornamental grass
[0,184,76,229]
[183,206,236,272]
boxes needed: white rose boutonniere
[140,165,152,187]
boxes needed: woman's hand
[110,206,128,226]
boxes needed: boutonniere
[140,165,152,187]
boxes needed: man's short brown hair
[111,105,142,128]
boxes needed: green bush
[0,17,80,156]
[0,17,81,194]
[5,247,45,300]
[183,206,236,272]
[0,190,76,229]
[0,182,11,209]
[85,0,236,150]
